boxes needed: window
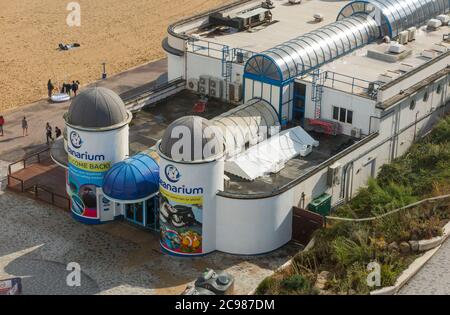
[437,84,442,94]
[333,106,339,120]
[332,106,353,125]
[339,108,346,123]
[423,91,429,102]
[410,99,416,110]
[346,110,353,124]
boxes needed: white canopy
[225,126,319,181]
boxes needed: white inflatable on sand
[51,93,70,103]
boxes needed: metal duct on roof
[210,98,280,158]
[245,14,380,82]
[337,0,450,38]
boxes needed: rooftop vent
[313,13,324,22]
[427,19,442,31]
[433,43,448,53]
[436,14,450,26]
[400,63,414,72]
[422,49,438,59]
[378,73,394,83]
[388,42,406,54]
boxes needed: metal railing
[123,77,186,113]
[7,148,50,175]
[27,184,70,210]
[187,37,256,63]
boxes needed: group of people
[0,115,61,144]
[47,79,80,98]
[45,122,62,145]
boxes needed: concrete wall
[216,189,293,255]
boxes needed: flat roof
[188,0,352,53]
[306,24,450,96]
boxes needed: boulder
[399,242,411,254]
[388,241,399,252]
[408,240,419,252]
[315,271,332,290]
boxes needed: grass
[257,114,450,295]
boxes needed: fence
[123,77,186,112]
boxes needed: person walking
[22,117,28,137]
[71,81,79,97]
[47,79,54,98]
[0,115,4,136]
[46,122,53,145]
[55,126,62,139]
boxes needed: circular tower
[65,87,132,224]
[157,116,224,256]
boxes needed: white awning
[225,126,319,181]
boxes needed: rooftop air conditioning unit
[388,42,405,54]
[397,31,409,45]
[350,127,362,139]
[229,82,243,103]
[427,19,442,31]
[187,78,199,92]
[199,75,210,96]
[209,78,223,99]
[437,14,450,26]
[407,27,417,41]
[327,162,342,187]
[422,49,438,59]
[400,63,414,72]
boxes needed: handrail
[7,175,24,192]
[28,184,70,210]
[8,147,50,175]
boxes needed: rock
[388,241,399,252]
[315,271,332,290]
[399,242,411,254]
[409,240,419,252]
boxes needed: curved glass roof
[102,153,159,203]
[244,14,380,82]
[337,0,450,38]
[210,98,280,158]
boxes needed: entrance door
[145,196,160,231]
[125,202,145,226]
[293,82,306,125]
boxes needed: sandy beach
[0,0,231,112]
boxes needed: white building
[160,0,450,254]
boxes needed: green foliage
[258,115,450,295]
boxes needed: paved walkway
[0,190,298,295]
[398,238,450,295]
[0,59,167,164]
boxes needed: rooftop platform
[305,24,450,97]
[187,0,351,53]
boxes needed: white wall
[168,53,185,81]
[306,86,377,136]
[186,52,244,82]
[216,190,293,255]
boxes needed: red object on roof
[307,118,340,136]
[193,100,207,113]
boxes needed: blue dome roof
[102,154,159,202]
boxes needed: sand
[0,0,232,112]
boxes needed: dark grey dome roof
[159,116,224,162]
[67,87,128,128]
